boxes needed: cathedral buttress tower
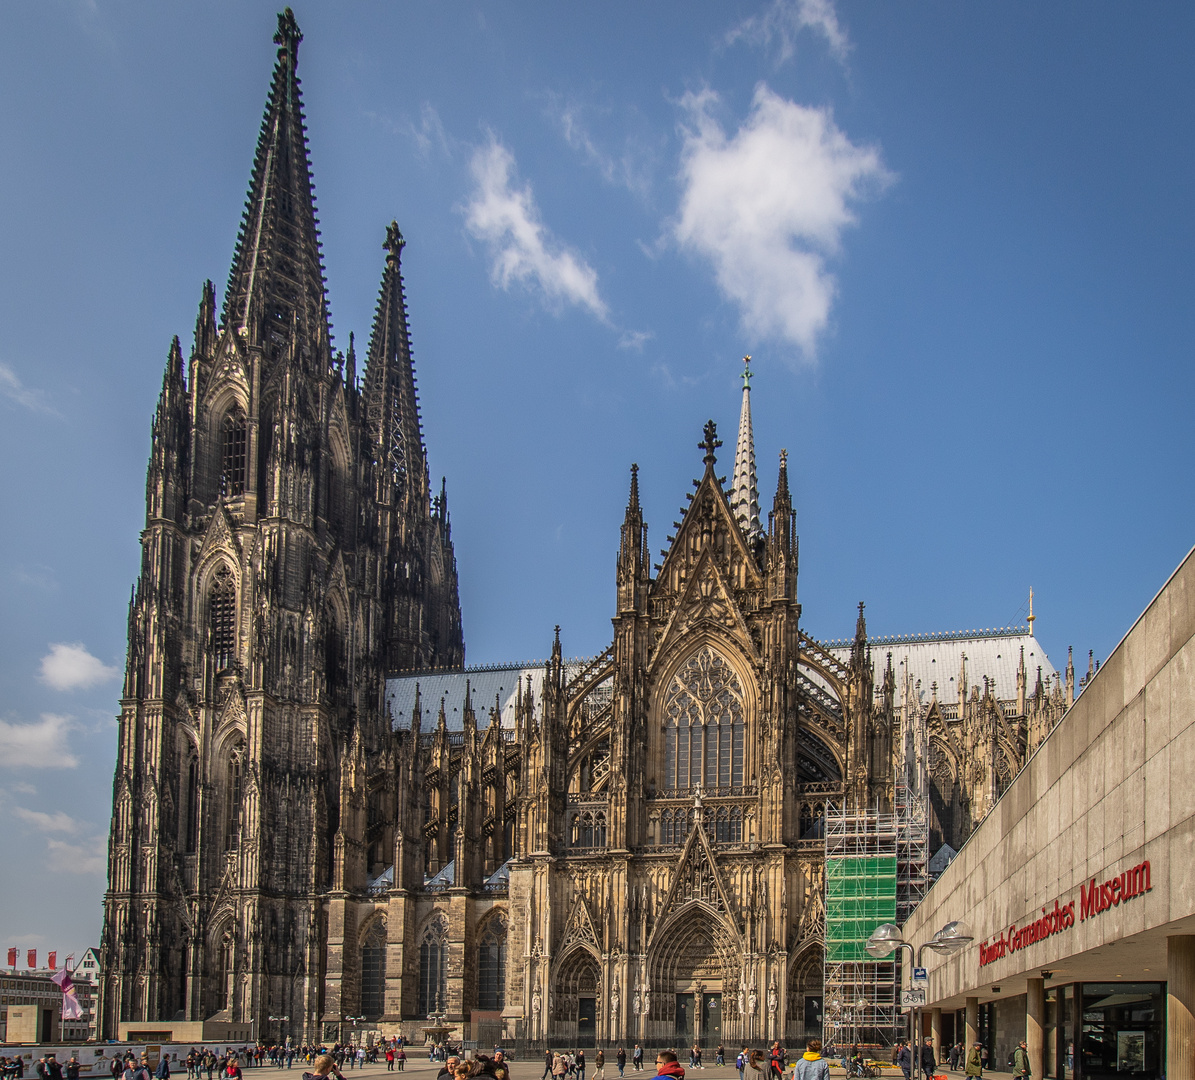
[100,9,462,1043]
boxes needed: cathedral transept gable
[651,547,760,675]
[196,502,243,573]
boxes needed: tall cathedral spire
[363,221,429,510]
[731,356,761,542]
[223,8,331,362]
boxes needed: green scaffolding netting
[825,855,897,962]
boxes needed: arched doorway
[649,904,740,1049]
[554,948,600,1047]
[788,945,824,1040]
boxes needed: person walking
[396,1051,405,1074]
[633,1049,643,1074]
[594,1050,605,1080]
[716,1047,724,1069]
[1012,1043,1029,1080]
[964,1045,982,1080]
[577,1050,587,1080]
[736,1049,747,1080]
[617,1050,626,1078]
[919,1039,936,1080]
[544,1052,555,1080]
[897,1043,911,1080]
[793,1040,829,1080]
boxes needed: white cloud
[39,642,120,691]
[618,330,655,352]
[673,84,891,359]
[15,807,82,834]
[0,713,79,769]
[727,0,850,64]
[555,102,654,198]
[47,836,106,875]
[0,361,58,416]
[463,137,609,321]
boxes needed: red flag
[27,949,36,969]
[6,948,15,968]
[48,951,57,970]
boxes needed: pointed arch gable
[649,548,761,676]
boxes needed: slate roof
[385,661,586,732]
[824,627,1058,705]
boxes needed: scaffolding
[823,783,928,1050]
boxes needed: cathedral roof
[823,626,1058,705]
[385,661,585,732]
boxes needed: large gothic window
[209,566,237,671]
[221,410,247,496]
[418,916,448,1017]
[663,647,745,791]
[183,754,199,854]
[224,743,244,851]
[360,920,387,1021]
[476,915,507,1011]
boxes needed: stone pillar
[1169,936,1195,1080]
[932,1008,943,1066]
[966,998,979,1050]
[1026,979,1044,1080]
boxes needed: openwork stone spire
[731,355,761,541]
[223,7,331,362]
[363,221,429,510]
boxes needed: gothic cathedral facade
[101,11,1072,1047]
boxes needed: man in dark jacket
[920,1040,936,1080]
[897,1043,912,1080]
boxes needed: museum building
[900,544,1195,1080]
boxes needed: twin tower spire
[223,8,427,506]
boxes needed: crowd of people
[1,1034,1030,1080]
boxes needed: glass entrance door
[702,993,722,1046]
[676,994,694,1041]
[578,997,596,1047]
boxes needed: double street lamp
[865,921,974,1052]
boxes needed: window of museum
[360,920,387,1021]
[663,647,745,791]
[477,916,506,1011]
[418,917,448,1017]
[209,566,237,671]
[221,410,247,497]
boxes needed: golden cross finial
[742,355,753,389]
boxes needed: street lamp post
[865,921,974,1057]
[346,1015,365,1048]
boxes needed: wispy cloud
[0,713,79,769]
[553,100,654,198]
[673,84,891,359]
[463,136,609,321]
[726,0,850,64]
[618,330,655,352]
[0,361,58,416]
[39,643,120,691]
[14,807,83,834]
[14,564,59,592]
[47,836,106,875]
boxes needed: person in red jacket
[655,1053,685,1080]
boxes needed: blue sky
[1,0,1193,957]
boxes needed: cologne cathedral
[100,10,1075,1049]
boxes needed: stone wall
[904,543,1195,1005]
